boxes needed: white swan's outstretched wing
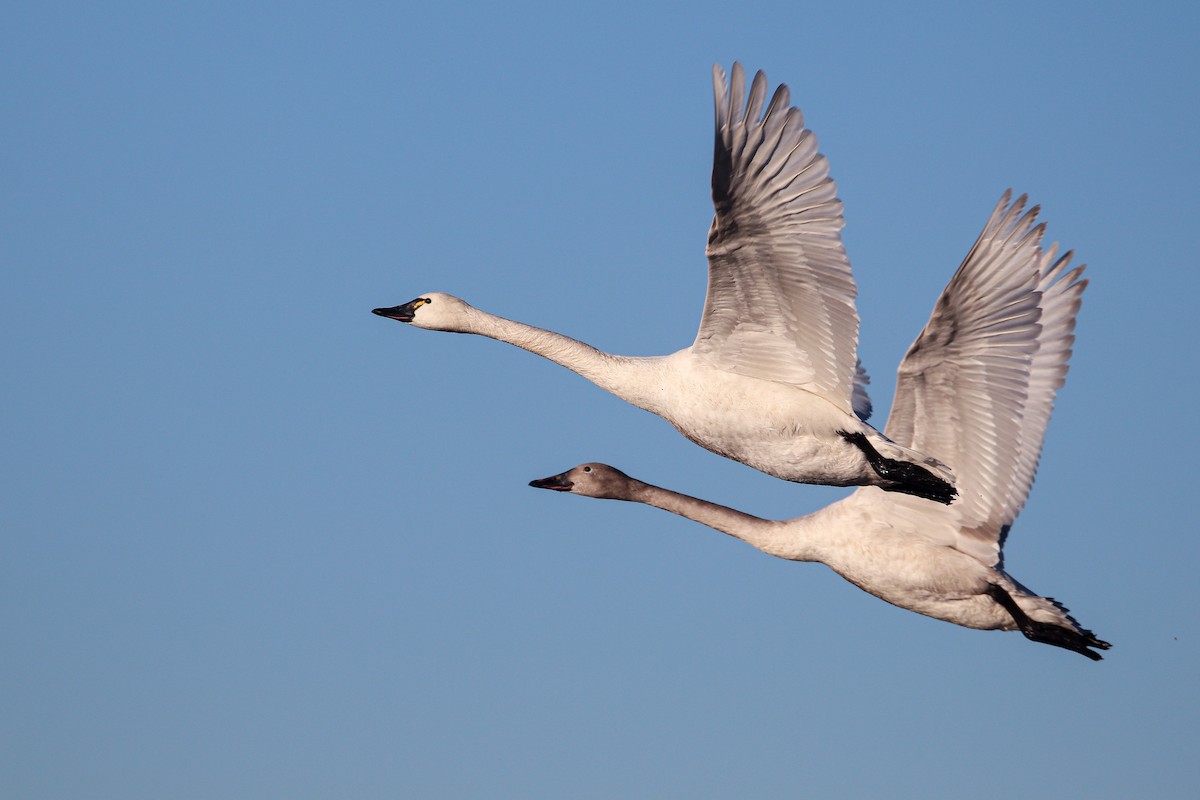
[884,191,1087,566]
[693,63,860,413]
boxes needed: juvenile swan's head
[529,463,637,500]
[372,292,474,332]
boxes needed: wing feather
[852,359,872,422]
[694,64,859,410]
[884,191,1087,566]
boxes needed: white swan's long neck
[459,306,660,409]
[624,478,817,562]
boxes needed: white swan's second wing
[692,63,860,413]
[884,191,1087,566]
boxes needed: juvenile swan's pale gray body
[374,63,956,504]
[532,193,1110,661]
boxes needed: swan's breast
[640,355,867,483]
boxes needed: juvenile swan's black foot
[838,431,957,505]
[985,584,1112,661]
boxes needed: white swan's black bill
[372,297,427,323]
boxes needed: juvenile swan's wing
[885,191,1087,566]
[694,63,860,413]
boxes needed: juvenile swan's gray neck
[463,306,657,408]
[625,478,809,561]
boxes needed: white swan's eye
[422,297,432,304]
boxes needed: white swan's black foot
[837,431,957,505]
[985,584,1111,661]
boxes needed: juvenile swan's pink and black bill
[529,472,574,491]
[372,297,428,323]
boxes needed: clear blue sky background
[3,2,1197,797]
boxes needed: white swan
[375,63,955,503]
[531,193,1110,661]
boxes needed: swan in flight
[531,193,1111,661]
[375,63,955,503]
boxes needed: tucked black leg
[985,584,1111,661]
[837,431,957,505]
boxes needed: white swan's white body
[375,64,956,503]
[533,193,1110,660]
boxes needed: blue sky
[3,1,1197,797]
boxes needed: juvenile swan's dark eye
[583,466,592,473]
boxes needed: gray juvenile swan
[532,193,1110,661]
[375,63,955,503]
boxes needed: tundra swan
[531,193,1110,661]
[375,63,955,503]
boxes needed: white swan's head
[529,463,636,500]
[372,292,474,332]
